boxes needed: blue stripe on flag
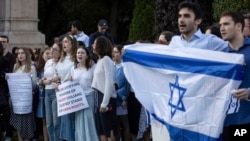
[234,99,239,113]
[226,95,233,114]
[151,113,223,141]
[123,49,244,80]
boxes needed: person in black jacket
[88,19,115,62]
[0,42,10,140]
[88,19,115,48]
[0,35,15,141]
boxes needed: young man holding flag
[124,2,242,141]
[168,2,228,52]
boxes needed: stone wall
[0,0,47,49]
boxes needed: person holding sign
[43,43,62,141]
[68,46,98,141]
[53,35,77,141]
[9,47,37,141]
[92,36,117,141]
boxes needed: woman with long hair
[43,43,62,141]
[35,48,50,141]
[91,36,117,141]
[10,47,37,141]
[68,46,98,141]
[52,35,77,141]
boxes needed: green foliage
[154,0,214,36]
[128,0,155,42]
[154,0,183,36]
[196,0,215,32]
[213,0,250,22]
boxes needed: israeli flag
[122,44,244,141]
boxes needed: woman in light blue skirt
[53,35,77,141]
[75,92,98,141]
[69,46,98,141]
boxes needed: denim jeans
[45,89,60,141]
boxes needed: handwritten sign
[56,81,89,116]
[7,73,33,114]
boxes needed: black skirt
[10,111,36,139]
[94,89,118,137]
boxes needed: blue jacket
[224,37,250,126]
[114,64,130,106]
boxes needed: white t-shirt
[44,59,57,89]
[70,64,95,95]
[56,54,74,83]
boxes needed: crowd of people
[0,19,151,141]
[0,1,250,141]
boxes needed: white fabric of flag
[122,43,244,141]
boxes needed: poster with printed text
[56,81,89,116]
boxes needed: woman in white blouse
[91,36,117,141]
[52,35,77,141]
[9,47,37,141]
[42,43,62,141]
[68,46,98,141]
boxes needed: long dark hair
[36,48,50,73]
[74,46,92,70]
[94,36,113,58]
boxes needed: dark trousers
[127,92,141,135]
[0,105,13,138]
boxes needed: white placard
[56,81,89,116]
[7,73,33,114]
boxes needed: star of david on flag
[168,75,186,118]
[122,43,244,141]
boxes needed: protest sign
[7,73,33,114]
[56,81,89,116]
